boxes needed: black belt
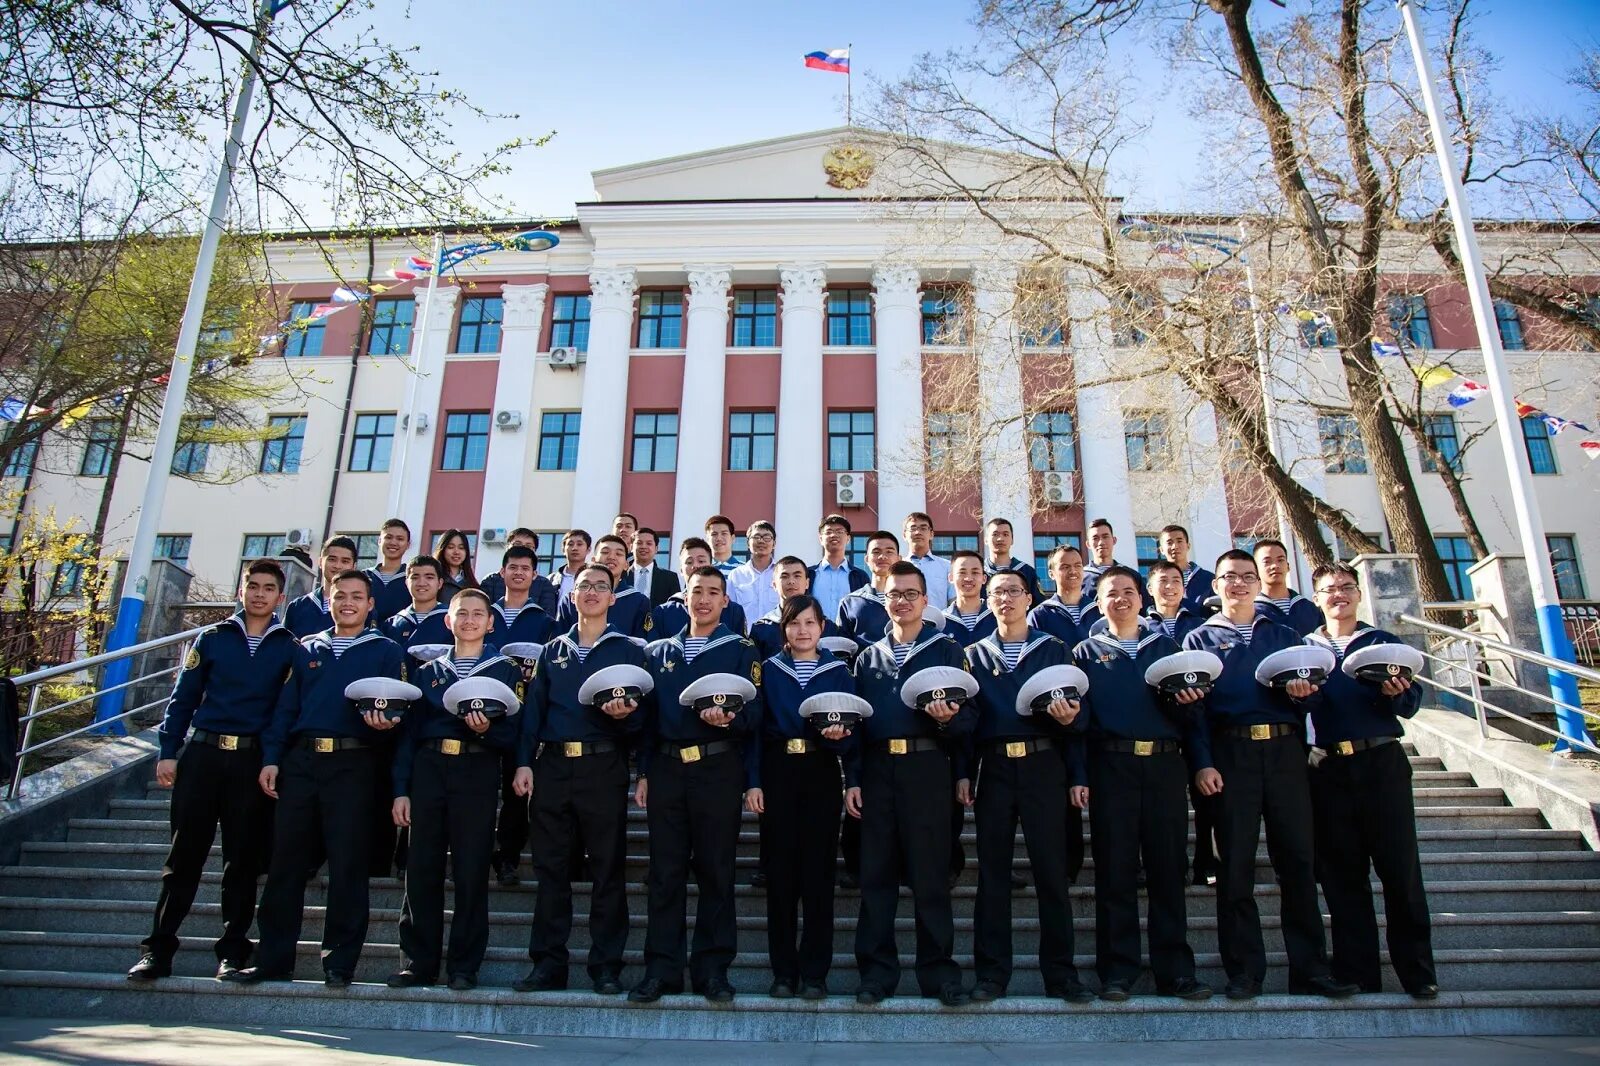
[767,737,826,755]
[876,737,943,756]
[299,735,370,753]
[658,739,738,763]
[1097,737,1181,756]
[1313,735,1399,758]
[541,739,619,759]
[1218,722,1299,742]
[427,737,497,756]
[984,738,1059,758]
[191,729,258,751]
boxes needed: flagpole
[846,43,853,125]
[385,231,445,536]
[1397,0,1592,752]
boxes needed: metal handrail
[10,625,208,687]
[1400,613,1600,686]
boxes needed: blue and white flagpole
[1398,0,1593,751]
[95,0,280,724]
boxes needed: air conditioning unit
[285,527,315,548]
[495,410,522,431]
[401,412,429,433]
[549,346,584,369]
[835,471,866,507]
[1042,472,1074,507]
[480,527,507,546]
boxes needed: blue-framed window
[1135,534,1162,577]
[637,291,684,348]
[921,288,965,345]
[631,411,679,472]
[80,418,117,477]
[439,411,490,471]
[1549,536,1587,600]
[537,412,581,471]
[368,298,415,356]
[550,295,591,351]
[1113,290,1159,347]
[827,410,875,470]
[728,411,775,471]
[1522,414,1557,475]
[172,417,213,476]
[1434,534,1478,601]
[455,296,503,354]
[1495,301,1526,350]
[1029,411,1077,471]
[1319,413,1368,474]
[1124,411,1170,471]
[154,534,191,567]
[259,414,306,474]
[732,290,777,347]
[1387,294,1435,349]
[284,300,327,357]
[348,413,394,472]
[826,289,873,346]
[1422,412,1462,474]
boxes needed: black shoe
[937,982,971,1007]
[1009,873,1027,891]
[800,981,827,1001]
[1224,977,1262,1001]
[1409,983,1440,1000]
[855,984,886,1005]
[221,966,291,985]
[837,870,859,891]
[324,972,352,988]
[127,954,170,982]
[1047,982,1096,1004]
[215,959,248,981]
[593,974,624,996]
[768,979,795,999]
[751,869,769,889]
[629,977,672,1003]
[386,969,434,988]
[969,980,1004,1003]
[512,966,566,993]
[1100,981,1132,1002]
[1164,977,1212,1001]
[703,977,735,1004]
[1290,975,1359,999]
[449,974,477,991]
[495,860,520,887]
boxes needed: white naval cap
[799,691,874,728]
[1144,650,1226,694]
[408,643,453,663]
[899,665,978,710]
[921,606,947,631]
[1341,642,1424,683]
[443,676,521,719]
[344,678,423,723]
[1254,645,1337,688]
[500,641,545,664]
[679,672,758,713]
[818,636,861,661]
[577,664,654,707]
[1014,664,1091,716]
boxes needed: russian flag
[1445,379,1487,408]
[1581,440,1600,461]
[804,48,850,73]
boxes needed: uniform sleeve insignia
[643,614,653,632]
[184,646,200,671]
[751,661,762,685]
[399,663,408,681]
[516,681,526,701]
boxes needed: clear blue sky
[386,0,1596,220]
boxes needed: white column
[1067,274,1136,543]
[671,266,732,535]
[390,285,460,540]
[476,282,548,573]
[571,268,636,535]
[872,265,927,530]
[774,264,827,556]
[1179,396,1233,567]
[973,265,1034,547]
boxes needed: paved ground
[0,1021,1596,1065]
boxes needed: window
[349,413,395,472]
[440,411,490,471]
[637,290,684,348]
[284,300,326,357]
[727,411,775,471]
[1549,536,1586,600]
[1233,533,1264,552]
[340,533,380,569]
[1135,534,1162,577]
[926,411,967,471]
[1113,290,1158,347]
[731,535,749,562]
[1319,413,1368,474]
[827,410,875,470]
[550,294,591,351]
[1422,412,1462,474]
[921,288,965,345]
[259,414,306,474]
[430,530,479,557]
[1028,411,1078,472]
[732,290,777,347]
[455,296,503,354]
[80,417,118,477]
[631,411,679,472]
[1388,294,1435,350]
[932,533,979,559]
[1494,301,1526,350]
[2,437,37,478]
[1434,535,1478,601]
[531,530,566,575]
[154,534,192,568]
[1522,414,1557,475]
[172,417,213,476]
[1124,411,1170,471]
[1331,529,1385,561]
[51,561,84,596]
[846,534,870,568]
[537,412,581,471]
[1033,533,1083,594]
[240,533,287,584]
[826,289,873,346]
[1298,303,1338,348]
[368,298,415,356]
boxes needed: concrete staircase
[1,741,1598,1041]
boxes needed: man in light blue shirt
[808,513,867,620]
[726,521,779,628]
[903,511,952,610]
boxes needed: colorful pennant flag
[1417,365,1456,388]
[1581,440,1600,460]
[0,396,48,421]
[1446,380,1488,408]
[1543,414,1592,435]
[1514,400,1541,419]
[1371,339,1402,358]
[331,287,364,303]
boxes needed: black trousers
[1191,781,1220,881]
[494,754,529,868]
[855,748,960,995]
[1212,733,1330,985]
[761,746,843,983]
[397,747,499,980]
[949,795,966,877]
[255,744,376,976]
[841,808,861,879]
[974,746,1077,990]
[1064,800,1084,883]
[529,746,631,979]
[369,734,400,877]
[1310,740,1436,993]
[142,740,272,964]
[643,747,744,989]
[1089,747,1195,988]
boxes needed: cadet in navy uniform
[1145,558,1213,884]
[1181,550,1357,1001]
[1253,539,1321,636]
[285,536,358,638]
[511,563,648,995]
[982,517,1043,606]
[852,561,975,1008]
[555,534,652,639]
[942,550,997,648]
[962,569,1090,1003]
[129,559,298,982]
[226,570,406,986]
[480,529,559,615]
[382,556,451,649]
[651,538,748,637]
[364,519,415,624]
[836,530,900,646]
[1159,524,1215,615]
[1073,566,1211,1001]
[630,566,764,1004]
[491,545,556,646]
[1029,544,1090,645]
[748,556,842,659]
[747,595,860,999]
[1305,564,1436,998]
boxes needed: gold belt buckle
[786,738,807,754]
[564,741,584,758]
[1335,740,1355,756]
[313,737,334,753]
[218,734,239,751]
[440,738,462,756]
[887,739,908,756]
[680,745,702,763]
[1249,724,1271,741]
[1005,741,1027,758]
[1133,740,1154,757]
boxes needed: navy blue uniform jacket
[396,647,523,795]
[382,604,451,649]
[648,595,746,642]
[836,586,890,647]
[556,585,652,640]
[1182,564,1216,614]
[851,623,976,745]
[941,606,998,649]
[963,630,1082,781]
[639,624,764,777]
[1071,623,1203,784]
[515,626,647,768]
[1303,625,1424,744]
[1028,596,1087,649]
[284,591,333,639]
[492,600,556,646]
[752,651,861,790]
[158,614,298,759]
[984,557,1044,606]
[363,566,413,625]
[480,572,558,617]
[1181,615,1313,772]
[264,627,407,766]
[748,609,842,660]
[1254,593,1322,637]
[1143,605,1206,646]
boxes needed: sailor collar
[976,630,1055,671]
[668,624,745,657]
[1255,590,1307,608]
[425,649,511,678]
[550,625,629,657]
[765,653,847,685]
[1306,622,1374,657]
[398,604,446,623]
[1089,623,1164,657]
[942,605,993,627]
[302,627,387,653]
[872,623,946,666]
[847,585,886,603]
[224,613,290,642]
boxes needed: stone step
[4,930,1597,995]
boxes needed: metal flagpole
[384,231,445,532]
[846,44,853,125]
[1397,0,1593,751]
[95,0,279,724]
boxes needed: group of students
[126,507,1437,1007]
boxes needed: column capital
[420,285,461,333]
[685,266,733,312]
[872,264,922,310]
[500,282,550,330]
[588,267,637,312]
[780,263,828,313]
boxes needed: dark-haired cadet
[1158,524,1215,615]
[1073,566,1210,1002]
[1145,560,1206,646]
[432,529,479,604]
[749,556,843,659]
[1181,550,1356,1001]
[556,534,652,639]
[383,556,451,649]
[836,531,900,646]
[491,545,556,647]
[981,518,1043,606]
[1029,545,1090,646]
[651,538,748,637]
[480,529,559,615]
[1305,564,1436,998]
[129,559,297,982]
[942,550,997,649]
[1253,539,1321,636]
[285,536,359,638]
[749,595,860,999]
[365,519,415,623]
[225,569,406,986]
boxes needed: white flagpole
[846,44,853,125]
